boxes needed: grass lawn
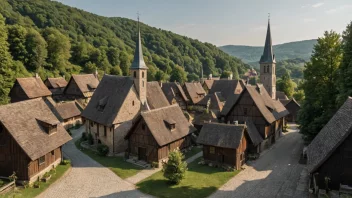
[75,140,142,179]
[1,163,71,198]
[183,146,202,160]
[137,158,239,198]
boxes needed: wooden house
[183,82,207,106]
[276,91,288,100]
[63,74,99,106]
[161,82,189,110]
[208,79,244,101]
[307,97,352,193]
[0,98,72,183]
[9,76,52,103]
[53,102,82,129]
[125,104,196,165]
[197,123,248,170]
[202,80,215,93]
[44,77,68,99]
[221,84,289,150]
[280,98,300,122]
[146,82,171,109]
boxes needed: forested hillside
[0,0,249,104]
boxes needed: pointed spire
[259,16,276,64]
[130,13,148,70]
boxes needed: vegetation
[75,140,142,179]
[97,144,109,156]
[0,0,249,104]
[163,149,187,184]
[277,71,295,98]
[137,158,240,198]
[183,147,202,160]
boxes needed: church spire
[130,14,148,70]
[259,16,275,64]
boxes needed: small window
[51,150,55,156]
[243,108,248,116]
[132,100,135,106]
[209,147,215,154]
[142,72,145,78]
[39,156,45,165]
[170,124,176,130]
[104,126,107,137]
[134,71,137,78]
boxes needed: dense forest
[0,0,249,104]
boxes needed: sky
[56,0,352,46]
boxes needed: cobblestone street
[210,124,309,198]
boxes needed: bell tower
[130,15,148,104]
[259,16,276,99]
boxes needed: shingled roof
[307,97,352,173]
[81,75,135,126]
[55,101,81,120]
[45,77,68,89]
[260,19,276,64]
[161,82,189,104]
[133,104,196,146]
[197,123,245,149]
[12,77,52,99]
[209,80,243,100]
[66,74,99,94]
[146,82,170,109]
[203,80,215,90]
[184,82,206,104]
[276,91,288,100]
[246,120,263,146]
[221,93,241,116]
[0,98,72,161]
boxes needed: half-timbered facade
[161,82,189,110]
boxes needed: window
[132,100,135,106]
[209,147,215,154]
[134,71,137,78]
[142,72,145,78]
[39,156,45,165]
[243,108,248,116]
[51,150,55,156]
[104,126,107,137]
[170,124,176,130]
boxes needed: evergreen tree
[277,71,295,98]
[298,31,342,143]
[162,148,187,184]
[337,21,352,105]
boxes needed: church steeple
[130,16,148,70]
[259,18,276,64]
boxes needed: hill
[219,39,317,64]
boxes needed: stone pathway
[125,152,203,184]
[210,123,309,198]
[38,126,151,198]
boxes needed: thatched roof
[203,80,215,90]
[276,91,288,100]
[55,101,81,120]
[161,82,189,104]
[45,77,68,89]
[209,79,243,100]
[184,82,206,104]
[197,123,245,149]
[81,75,135,126]
[246,120,263,146]
[130,104,196,146]
[12,77,52,99]
[307,97,352,173]
[146,82,170,109]
[0,98,72,161]
[67,74,99,94]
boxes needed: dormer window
[36,118,59,135]
[164,119,176,131]
[87,83,97,91]
[97,96,109,112]
[170,123,176,130]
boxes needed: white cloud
[312,2,324,8]
[325,4,352,14]
[303,18,316,23]
[325,9,337,14]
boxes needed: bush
[0,180,4,187]
[81,132,87,141]
[162,148,187,184]
[60,160,71,165]
[151,161,159,168]
[87,133,94,145]
[33,180,40,188]
[97,144,109,156]
[23,181,29,189]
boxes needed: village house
[81,22,170,154]
[208,79,245,104]
[242,68,258,81]
[44,77,68,99]
[307,97,352,194]
[161,82,189,110]
[63,72,99,106]
[183,82,207,106]
[197,123,248,170]
[280,98,300,122]
[9,75,52,103]
[125,104,196,165]
[0,98,72,183]
[45,100,82,129]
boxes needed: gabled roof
[161,82,189,104]
[221,93,241,117]
[203,80,215,90]
[209,80,243,100]
[276,91,288,100]
[246,120,263,146]
[12,77,52,99]
[130,26,148,70]
[184,82,206,104]
[260,19,276,64]
[45,77,68,89]
[0,98,72,161]
[307,97,352,173]
[135,104,196,146]
[197,123,245,149]
[81,75,135,126]
[146,82,170,109]
[55,101,81,120]
[66,74,99,94]
[280,98,301,107]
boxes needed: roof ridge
[141,104,179,114]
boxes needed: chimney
[62,75,65,80]
[94,68,98,79]
[234,121,238,126]
[35,73,39,78]
[229,73,233,80]
[209,74,212,80]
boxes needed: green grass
[183,147,202,160]
[137,158,239,198]
[75,140,142,179]
[1,164,71,198]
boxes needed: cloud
[325,9,337,14]
[303,18,316,23]
[312,2,324,8]
[325,4,352,14]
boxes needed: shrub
[151,161,159,168]
[43,172,50,178]
[0,180,4,187]
[81,132,87,141]
[87,133,94,145]
[97,144,109,156]
[60,160,71,165]
[162,148,187,184]
[9,172,17,182]
[33,181,40,188]
[23,181,29,189]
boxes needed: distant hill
[219,39,317,64]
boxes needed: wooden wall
[64,79,83,97]
[9,83,30,103]
[28,147,62,180]
[285,102,300,122]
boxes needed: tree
[220,70,232,79]
[337,21,352,105]
[293,89,305,103]
[155,70,169,82]
[170,65,187,84]
[162,148,187,184]
[277,71,295,98]
[7,24,27,62]
[187,73,200,82]
[25,28,47,71]
[110,65,122,76]
[298,31,342,143]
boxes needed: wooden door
[138,147,147,161]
